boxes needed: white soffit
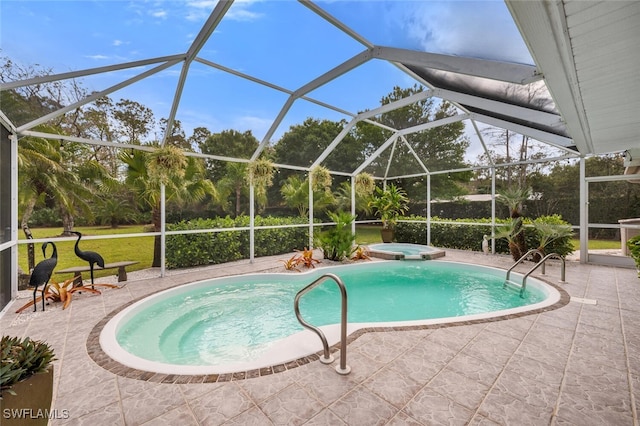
[507,0,640,156]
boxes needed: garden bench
[55,261,139,286]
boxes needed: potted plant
[1,336,56,425]
[368,183,409,243]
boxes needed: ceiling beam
[292,48,373,98]
[373,46,542,85]
[299,0,374,49]
[432,88,564,128]
[470,112,575,152]
[17,59,181,133]
[398,113,469,136]
[162,1,233,145]
[0,54,186,91]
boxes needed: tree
[188,127,211,151]
[274,118,364,177]
[199,130,259,182]
[355,85,470,200]
[477,84,556,189]
[280,170,335,217]
[334,172,375,216]
[497,186,531,260]
[121,145,217,266]
[217,162,249,217]
[112,99,154,145]
[159,117,189,150]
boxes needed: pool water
[113,261,548,367]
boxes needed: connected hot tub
[367,243,446,260]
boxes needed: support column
[579,157,588,263]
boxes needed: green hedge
[166,216,310,269]
[396,215,574,256]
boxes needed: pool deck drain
[570,296,598,305]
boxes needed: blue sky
[1,0,532,149]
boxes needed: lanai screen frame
[1,0,607,300]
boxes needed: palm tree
[280,174,334,217]
[217,162,249,217]
[334,172,375,215]
[495,217,525,261]
[18,131,95,268]
[121,145,217,267]
[497,186,531,261]
[533,221,574,257]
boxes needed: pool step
[503,279,524,295]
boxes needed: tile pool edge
[87,269,570,383]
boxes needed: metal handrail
[521,252,566,296]
[294,273,351,375]
[505,249,544,284]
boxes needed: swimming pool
[367,243,446,260]
[100,261,560,375]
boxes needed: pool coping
[86,274,571,383]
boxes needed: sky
[0,0,533,158]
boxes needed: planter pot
[380,229,395,243]
[1,367,54,426]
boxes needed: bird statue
[29,242,58,311]
[482,235,490,255]
[71,231,105,289]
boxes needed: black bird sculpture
[29,242,58,312]
[71,231,104,289]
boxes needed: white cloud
[400,2,532,64]
[150,9,168,19]
[232,115,273,137]
[184,0,262,22]
[187,0,218,9]
[85,54,110,60]
[225,8,262,22]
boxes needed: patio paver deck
[1,249,638,425]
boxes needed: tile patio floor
[1,249,639,425]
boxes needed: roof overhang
[506,0,640,156]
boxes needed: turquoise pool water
[111,261,549,367]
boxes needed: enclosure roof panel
[1,0,638,171]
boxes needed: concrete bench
[55,261,139,286]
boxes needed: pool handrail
[505,249,544,284]
[294,272,351,375]
[521,253,566,296]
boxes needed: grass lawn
[571,238,620,250]
[18,224,622,282]
[19,225,154,280]
[355,224,383,245]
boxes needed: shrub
[627,234,640,274]
[0,336,55,396]
[396,216,509,253]
[316,211,356,261]
[29,208,62,227]
[532,214,574,258]
[396,215,573,258]
[166,216,311,269]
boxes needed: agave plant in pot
[1,336,56,425]
[369,183,409,243]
